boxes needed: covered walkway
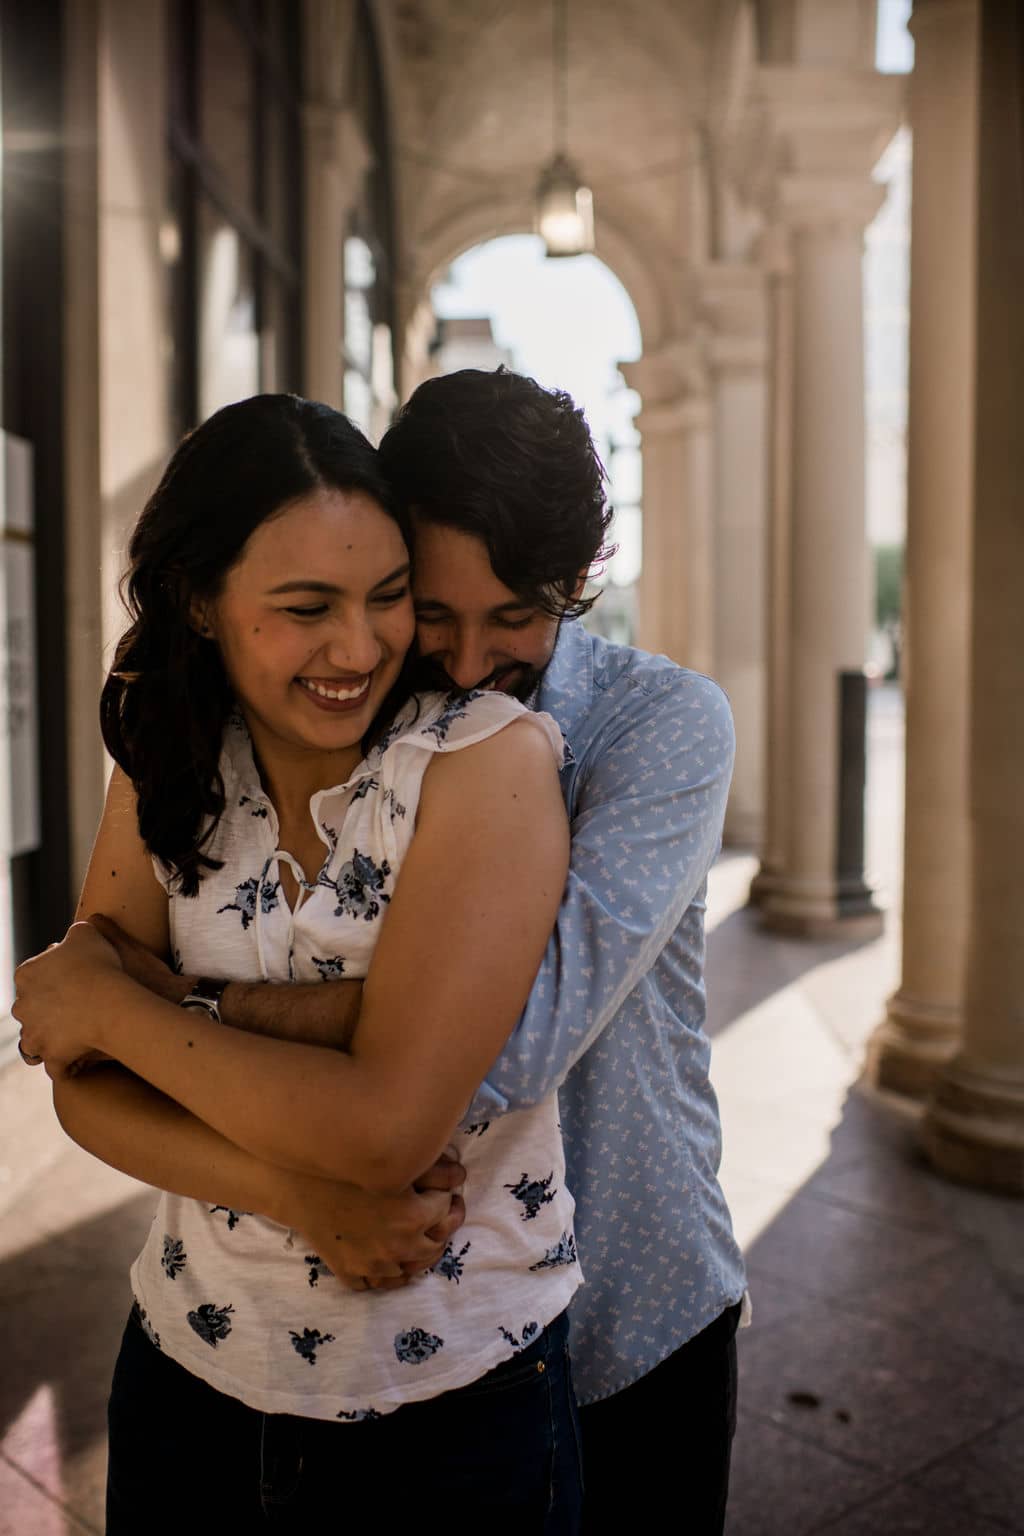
[2,688,1021,1535]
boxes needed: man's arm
[88,917,364,1052]
[96,672,731,1117]
[466,669,735,1119]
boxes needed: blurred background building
[1,0,1021,1192]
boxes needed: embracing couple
[14,367,746,1535]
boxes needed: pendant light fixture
[535,0,594,258]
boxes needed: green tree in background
[875,543,904,681]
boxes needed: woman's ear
[189,597,214,638]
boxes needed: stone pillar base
[922,1057,1024,1197]
[723,806,762,850]
[760,877,884,940]
[866,991,962,1100]
[747,863,780,908]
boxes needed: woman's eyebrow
[265,562,410,597]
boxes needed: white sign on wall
[0,432,40,858]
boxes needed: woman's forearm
[88,972,430,1191]
[51,1063,464,1280]
[52,1064,297,1220]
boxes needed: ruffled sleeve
[392,689,565,767]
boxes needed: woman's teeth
[299,677,369,702]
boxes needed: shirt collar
[534,619,594,748]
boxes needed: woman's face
[203,486,413,764]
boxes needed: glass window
[200,2,256,216]
[197,199,260,418]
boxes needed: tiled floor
[1,687,1021,1534]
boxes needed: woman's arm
[45,765,462,1276]
[52,1067,463,1281]
[18,719,569,1191]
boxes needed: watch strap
[179,976,229,1023]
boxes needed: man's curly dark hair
[378,367,614,618]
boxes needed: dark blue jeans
[107,1304,582,1534]
[579,1301,741,1535]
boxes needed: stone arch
[398,200,674,393]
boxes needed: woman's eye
[283,604,329,618]
[373,586,410,605]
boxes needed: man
[380,369,746,1533]
[23,368,745,1530]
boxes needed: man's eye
[414,609,445,623]
[283,604,328,618]
[373,586,410,605]
[496,615,534,631]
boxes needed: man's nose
[445,634,491,690]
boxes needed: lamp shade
[535,153,594,258]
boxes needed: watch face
[181,995,219,1018]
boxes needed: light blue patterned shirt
[466,621,747,1405]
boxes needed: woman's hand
[13,922,124,1078]
[276,1150,468,1292]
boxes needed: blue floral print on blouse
[504,1171,557,1220]
[394,1328,444,1365]
[161,1236,188,1280]
[318,849,391,921]
[498,1322,540,1351]
[420,691,480,745]
[217,867,280,930]
[311,954,346,980]
[529,1232,577,1271]
[434,1240,471,1284]
[187,1303,234,1347]
[290,1328,335,1366]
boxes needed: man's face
[411,521,562,700]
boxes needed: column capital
[634,395,712,439]
[620,339,708,417]
[777,172,888,235]
[303,101,373,192]
[757,65,905,177]
[696,263,768,372]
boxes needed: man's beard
[409,652,550,703]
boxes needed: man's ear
[571,572,590,602]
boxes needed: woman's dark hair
[377,367,613,618]
[101,393,411,896]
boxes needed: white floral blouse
[130,689,581,1420]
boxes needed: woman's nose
[325,615,382,675]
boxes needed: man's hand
[87,914,193,1004]
[14,922,123,1077]
[278,1150,467,1291]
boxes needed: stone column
[759,171,887,938]
[701,264,768,846]
[622,345,714,673]
[750,226,794,905]
[868,0,978,1095]
[302,0,367,407]
[922,0,1024,1195]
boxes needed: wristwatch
[179,976,229,1024]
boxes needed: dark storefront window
[166,0,302,436]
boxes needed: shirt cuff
[461,1078,509,1127]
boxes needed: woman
[14,395,581,1532]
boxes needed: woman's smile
[295,674,372,709]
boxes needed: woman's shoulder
[378,689,566,769]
